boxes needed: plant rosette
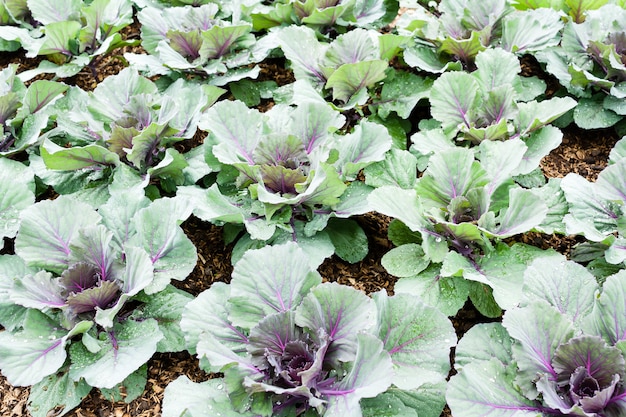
[163,242,456,417]
[0,193,196,417]
[447,253,626,417]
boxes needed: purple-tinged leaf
[429,71,481,133]
[503,302,575,396]
[15,197,101,274]
[60,262,99,294]
[69,318,162,389]
[199,24,252,60]
[584,270,626,346]
[69,225,119,282]
[66,280,121,314]
[295,282,376,362]
[325,59,388,104]
[167,29,202,61]
[373,291,455,390]
[247,311,303,366]
[229,242,322,329]
[322,333,393,415]
[10,270,65,310]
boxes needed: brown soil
[0,18,622,417]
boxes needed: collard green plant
[0,0,137,80]
[163,242,455,417]
[367,140,568,316]
[125,3,275,85]
[180,98,391,264]
[0,64,68,156]
[535,4,626,129]
[0,192,196,417]
[35,67,224,202]
[447,254,626,417]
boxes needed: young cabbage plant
[124,3,275,85]
[0,0,138,80]
[368,141,565,317]
[275,25,400,109]
[34,67,224,203]
[535,4,626,130]
[0,64,68,156]
[179,98,392,265]
[447,254,626,417]
[0,192,196,417]
[251,0,399,31]
[426,47,576,143]
[561,135,626,267]
[396,0,563,73]
[163,242,456,417]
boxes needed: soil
[0,17,622,417]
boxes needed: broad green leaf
[369,186,429,232]
[454,323,514,369]
[229,242,322,329]
[364,149,418,189]
[0,310,77,386]
[335,119,392,180]
[324,333,393,415]
[99,365,147,404]
[41,140,120,170]
[395,264,471,316]
[199,24,252,60]
[381,244,429,278]
[0,158,34,239]
[503,302,575,391]
[429,71,481,132]
[136,285,193,353]
[501,8,563,53]
[574,97,622,129]
[28,370,91,417]
[130,196,196,293]
[447,359,543,417]
[163,376,253,417]
[523,255,597,322]
[439,30,486,64]
[325,60,388,104]
[38,20,82,56]
[363,384,447,417]
[373,291,455,389]
[326,218,368,263]
[473,48,520,91]
[15,196,101,274]
[584,270,626,345]
[69,319,162,389]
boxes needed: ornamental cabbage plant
[396,0,563,73]
[0,64,68,156]
[35,67,223,201]
[535,4,626,129]
[0,0,137,80]
[0,192,196,417]
[163,242,456,417]
[125,3,275,84]
[447,254,626,417]
[368,138,570,316]
[180,98,392,264]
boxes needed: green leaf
[99,365,148,404]
[363,384,447,417]
[325,60,388,104]
[28,370,92,417]
[326,218,368,263]
[373,291,455,389]
[429,71,481,133]
[229,242,322,329]
[69,319,163,389]
[454,323,514,369]
[468,282,502,318]
[584,270,626,345]
[163,376,253,417]
[381,244,429,278]
[573,96,622,129]
[38,21,82,56]
[394,264,470,317]
[15,196,101,274]
[377,71,432,119]
[40,140,120,170]
[364,149,418,189]
[0,158,35,239]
